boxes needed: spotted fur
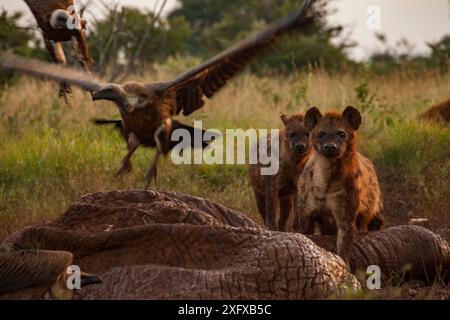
[249,114,312,231]
[298,106,384,266]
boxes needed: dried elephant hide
[1,190,449,299]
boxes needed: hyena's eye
[289,132,296,138]
[338,131,346,138]
[318,132,325,139]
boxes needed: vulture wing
[24,0,73,28]
[0,250,72,293]
[161,0,314,116]
[0,53,104,92]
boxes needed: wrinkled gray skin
[2,190,359,299]
[2,190,449,299]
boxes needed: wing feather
[161,0,313,116]
[0,53,104,92]
[0,250,72,293]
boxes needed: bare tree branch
[117,0,168,81]
[79,0,94,18]
[98,3,122,76]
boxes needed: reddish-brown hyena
[298,106,384,266]
[249,114,312,231]
[418,97,450,124]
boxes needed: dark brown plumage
[24,0,93,102]
[0,249,101,299]
[1,0,313,187]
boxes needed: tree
[87,4,192,79]
[0,10,46,87]
[169,0,352,72]
[0,10,46,58]
[427,35,450,74]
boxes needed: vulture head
[0,250,101,300]
[50,9,87,31]
[50,267,102,300]
[92,82,156,113]
[91,84,133,113]
[49,9,70,30]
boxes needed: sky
[1,0,450,61]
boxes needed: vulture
[1,0,314,188]
[24,0,93,102]
[0,249,101,299]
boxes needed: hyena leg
[317,210,337,235]
[336,220,356,268]
[278,195,293,232]
[318,219,337,235]
[368,212,385,231]
[291,195,301,233]
[355,215,367,232]
[264,185,279,231]
[298,214,315,235]
[116,133,139,177]
[254,192,266,224]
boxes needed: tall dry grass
[0,66,449,241]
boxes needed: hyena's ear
[280,114,289,125]
[304,107,322,131]
[342,106,362,130]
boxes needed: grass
[0,66,449,298]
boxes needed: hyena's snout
[290,134,310,156]
[319,141,344,157]
[294,142,308,155]
[322,142,338,155]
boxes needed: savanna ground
[0,62,449,299]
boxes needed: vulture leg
[71,36,91,76]
[145,150,161,190]
[116,133,139,177]
[77,29,94,65]
[144,124,167,189]
[44,36,71,103]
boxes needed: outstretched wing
[160,0,314,116]
[0,250,72,293]
[0,53,104,92]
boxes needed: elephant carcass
[1,190,358,299]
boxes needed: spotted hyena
[298,106,384,265]
[250,114,312,231]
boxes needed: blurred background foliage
[0,0,449,252]
[0,0,449,76]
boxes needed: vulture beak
[91,88,111,101]
[80,272,102,287]
[49,270,101,300]
[91,84,132,113]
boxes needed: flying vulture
[24,0,93,102]
[1,0,314,188]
